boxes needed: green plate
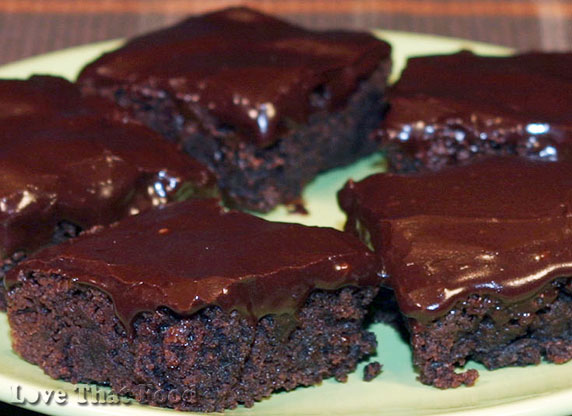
[1,31,571,416]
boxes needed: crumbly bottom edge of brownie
[0,221,81,311]
[379,119,567,173]
[80,61,391,212]
[8,272,378,412]
[400,278,572,388]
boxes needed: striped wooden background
[0,0,569,65]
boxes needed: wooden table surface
[0,0,570,66]
[0,0,570,415]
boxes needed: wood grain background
[0,0,570,65]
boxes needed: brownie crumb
[286,200,309,215]
[363,362,382,381]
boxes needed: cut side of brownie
[0,76,217,310]
[6,199,381,411]
[338,157,572,388]
[0,221,81,310]
[376,51,572,172]
[78,7,392,212]
[409,278,572,388]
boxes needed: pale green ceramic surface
[1,32,570,416]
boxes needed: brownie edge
[410,278,572,388]
[8,272,378,412]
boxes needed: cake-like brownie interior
[0,76,217,310]
[78,7,392,211]
[411,278,572,388]
[0,221,81,310]
[6,199,380,411]
[377,51,572,172]
[338,157,572,387]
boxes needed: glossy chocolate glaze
[78,7,391,148]
[338,157,572,323]
[0,75,124,121]
[0,76,216,258]
[381,51,572,163]
[7,199,381,329]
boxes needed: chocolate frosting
[0,76,216,258]
[0,75,124,121]
[382,51,572,160]
[338,157,572,322]
[78,7,390,148]
[7,199,381,328]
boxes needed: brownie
[0,75,217,309]
[6,199,381,412]
[363,361,382,382]
[78,7,392,212]
[338,157,572,388]
[376,51,572,172]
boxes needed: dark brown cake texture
[376,51,572,172]
[338,157,572,388]
[78,7,392,212]
[6,199,381,412]
[0,75,217,310]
